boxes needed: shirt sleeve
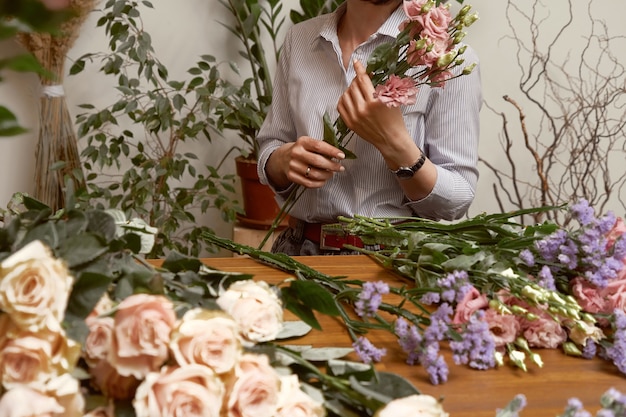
[406,45,483,220]
[255,27,298,203]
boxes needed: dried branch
[479,0,626,226]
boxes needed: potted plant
[214,0,341,228]
[71,0,243,257]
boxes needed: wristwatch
[390,152,426,180]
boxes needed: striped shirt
[257,4,482,223]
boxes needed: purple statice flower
[436,270,470,303]
[425,303,453,342]
[395,317,449,384]
[420,291,441,305]
[613,235,626,261]
[421,343,448,385]
[535,229,568,263]
[353,336,387,364]
[519,248,535,267]
[497,394,527,416]
[598,211,618,235]
[599,388,626,416]
[582,339,597,359]
[563,398,592,417]
[537,265,556,291]
[557,239,579,270]
[570,199,596,226]
[395,317,423,365]
[605,310,626,374]
[449,310,496,370]
[354,281,389,318]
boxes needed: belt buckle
[319,224,345,251]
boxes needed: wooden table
[180,255,626,416]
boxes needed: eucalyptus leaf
[276,320,312,339]
[57,234,109,269]
[301,347,354,362]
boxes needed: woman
[257,0,482,255]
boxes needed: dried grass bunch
[17,0,97,211]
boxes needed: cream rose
[108,293,176,379]
[0,240,73,333]
[170,308,242,374]
[0,328,80,390]
[226,353,281,417]
[133,364,225,417]
[0,385,64,417]
[375,394,449,417]
[45,373,85,417]
[217,280,283,343]
[276,374,326,417]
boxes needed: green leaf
[364,371,421,399]
[300,346,353,361]
[66,271,113,320]
[282,291,322,330]
[287,280,341,316]
[275,321,312,339]
[0,106,28,137]
[57,233,109,268]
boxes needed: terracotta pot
[235,156,287,229]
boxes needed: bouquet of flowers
[206,200,626,385]
[0,195,439,417]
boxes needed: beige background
[1,0,624,253]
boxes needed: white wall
[1,0,624,254]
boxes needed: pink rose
[452,286,488,325]
[84,316,114,367]
[170,308,242,374]
[133,365,225,417]
[402,0,429,22]
[570,277,608,314]
[406,38,448,67]
[427,69,452,87]
[374,75,419,107]
[605,217,626,250]
[226,353,281,417]
[414,6,452,43]
[276,374,325,417]
[0,385,64,417]
[520,310,567,349]
[483,309,520,347]
[90,359,140,400]
[108,294,176,379]
[604,277,626,313]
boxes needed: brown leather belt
[288,218,366,251]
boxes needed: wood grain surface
[150,255,626,416]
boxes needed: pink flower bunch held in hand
[370,0,478,107]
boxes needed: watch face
[395,167,415,179]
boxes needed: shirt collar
[318,2,405,43]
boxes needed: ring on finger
[305,166,311,178]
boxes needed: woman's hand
[265,136,345,189]
[337,60,414,159]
